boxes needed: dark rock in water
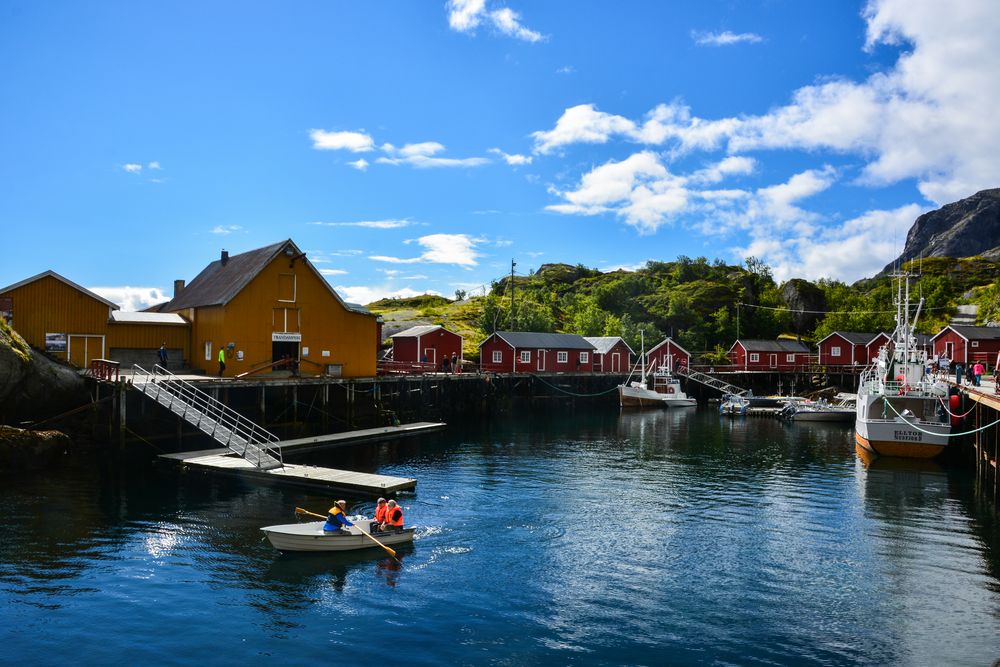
[0,323,89,424]
[883,188,1000,273]
[780,279,827,334]
[0,426,71,471]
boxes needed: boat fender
[949,394,962,427]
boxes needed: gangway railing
[130,364,283,470]
[673,365,750,397]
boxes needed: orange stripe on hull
[855,432,944,459]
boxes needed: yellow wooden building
[0,270,189,368]
[160,239,380,378]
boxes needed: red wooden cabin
[931,325,1000,367]
[390,325,463,370]
[729,339,810,371]
[584,336,633,373]
[816,331,875,366]
[479,332,596,373]
[645,337,691,373]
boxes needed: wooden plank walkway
[274,421,445,454]
[158,449,416,495]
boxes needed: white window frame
[749,353,759,363]
[972,340,980,348]
[278,273,297,303]
[786,354,795,363]
[520,350,531,363]
[831,346,841,357]
[557,351,568,363]
[579,352,589,364]
[205,341,213,361]
[492,350,502,363]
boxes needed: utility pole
[510,258,516,331]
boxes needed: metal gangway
[673,365,750,397]
[130,365,284,470]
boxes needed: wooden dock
[158,449,416,495]
[274,421,445,454]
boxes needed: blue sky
[2,1,998,310]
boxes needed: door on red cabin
[769,353,777,368]
[611,352,620,372]
[537,350,546,371]
[423,347,436,365]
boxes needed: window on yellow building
[278,273,296,302]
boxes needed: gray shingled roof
[584,336,634,355]
[393,325,444,338]
[488,331,596,350]
[734,339,810,353]
[946,325,1000,340]
[823,331,877,345]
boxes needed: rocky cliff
[883,188,1000,273]
[0,321,89,424]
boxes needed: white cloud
[532,104,637,154]
[691,30,764,46]
[335,284,440,305]
[319,268,348,276]
[555,65,575,75]
[348,158,369,171]
[398,142,445,157]
[123,163,142,173]
[370,233,483,266]
[447,0,543,42]
[89,286,170,312]
[309,129,375,152]
[488,148,533,165]
[148,161,161,170]
[311,219,413,229]
[211,225,244,235]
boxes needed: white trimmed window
[972,341,980,348]
[520,351,531,363]
[749,353,759,363]
[492,350,502,363]
[787,354,795,362]
[831,346,841,357]
[557,351,568,363]
[579,352,589,364]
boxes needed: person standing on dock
[451,353,458,374]
[217,346,226,376]
[324,500,354,533]
[158,343,168,373]
[973,361,985,386]
[381,499,404,531]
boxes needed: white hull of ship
[618,384,696,408]
[855,396,949,459]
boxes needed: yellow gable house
[160,239,379,378]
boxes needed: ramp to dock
[158,449,416,495]
[274,422,445,455]
[675,366,749,396]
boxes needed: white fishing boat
[855,272,951,459]
[618,333,696,408]
[261,518,415,553]
[781,399,855,422]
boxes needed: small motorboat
[261,517,416,553]
[780,399,855,422]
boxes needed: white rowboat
[261,519,415,552]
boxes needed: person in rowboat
[380,499,404,532]
[370,497,388,532]
[324,500,354,534]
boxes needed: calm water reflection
[1,407,998,666]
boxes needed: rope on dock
[528,374,621,397]
[883,398,1000,437]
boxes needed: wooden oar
[294,507,400,561]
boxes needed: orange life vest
[385,505,404,527]
[374,503,388,523]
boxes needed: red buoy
[949,394,962,427]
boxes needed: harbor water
[2,407,999,666]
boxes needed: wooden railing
[86,358,120,382]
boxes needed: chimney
[173,279,185,298]
[221,250,229,265]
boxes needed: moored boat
[618,333,696,408]
[261,519,416,553]
[855,272,951,459]
[781,399,855,422]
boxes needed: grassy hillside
[367,255,1000,363]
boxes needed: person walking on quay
[218,346,226,376]
[324,500,354,534]
[973,361,985,387]
[955,362,964,385]
[158,342,168,373]
[451,352,458,374]
[965,364,974,386]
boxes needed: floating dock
[155,421,440,495]
[158,449,416,495]
[274,421,445,454]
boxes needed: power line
[736,302,954,315]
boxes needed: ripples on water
[1,407,999,666]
